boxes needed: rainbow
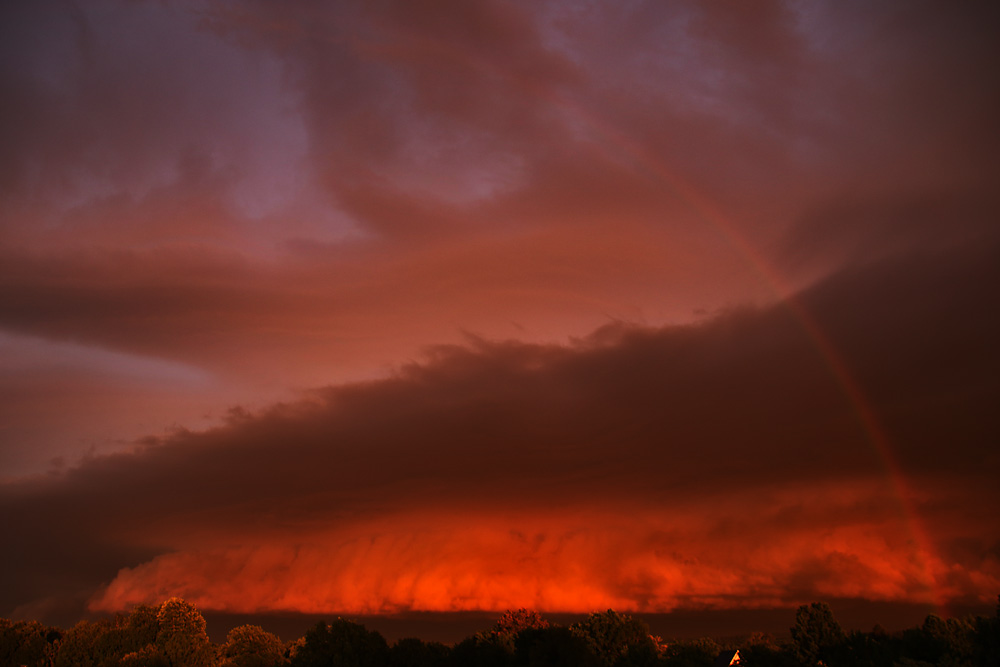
[375,26,949,616]
[549,92,949,617]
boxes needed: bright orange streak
[88,500,981,616]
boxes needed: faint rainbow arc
[375,30,947,615]
[554,99,948,616]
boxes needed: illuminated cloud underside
[1,0,999,625]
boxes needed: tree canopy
[2,597,1000,667]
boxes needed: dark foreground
[2,598,999,666]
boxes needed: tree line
[1,597,998,667]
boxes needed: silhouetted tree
[514,626,600,667]
[790,602,845,666]
[661,637,720,667]
[222,624,288,667]
[928,614,974,665]
[493,609,550,638]
[835,627,899,667]
[54,620,105,667]
[53,604,166,667]
[972,596,1000,667]
[155,597,216,667]
[481,609,553,656]
[291,618,389,667]
[570,609,656,667]
[126,604,162,649]
[896,613,979,667]
[449,633,513,667]
[10,597,1000,667]
[0,618,57,667]
[119,643,171,667]
[739,632,798,667]
[286,636,306,664]
[390,636,450,667]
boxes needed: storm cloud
[4,225,998,619]
[1,0,998,629]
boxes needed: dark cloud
[779,192,1000,278]
[2,232,997,619]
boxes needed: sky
[1,0,999,636]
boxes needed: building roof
[712,649,741,667]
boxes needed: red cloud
[88,493,1000,616]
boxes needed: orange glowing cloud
[4,233,1000,621]
[3,0,1000,633]
[88,493,1000,616]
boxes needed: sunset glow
[1,0,998,635]
[88,499,985,618]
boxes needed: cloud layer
[1,0,999,625]
[4,228,998,619]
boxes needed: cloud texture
[4,229,999,619]
[1,0,999,625]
